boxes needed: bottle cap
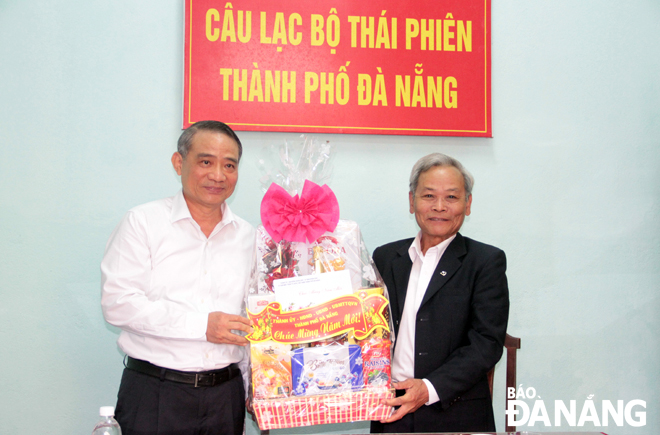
[99,406,115,417]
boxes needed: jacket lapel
[391,243,413,319]
[420,233,467,308]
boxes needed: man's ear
[409,191,415,214]
[171,152,183,176]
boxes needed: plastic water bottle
[92,406,122,435]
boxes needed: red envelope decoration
[260,180,340,243]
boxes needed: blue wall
[0,1,658,433]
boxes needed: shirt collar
[409,231,457,262]
[171,190,192,223]
[217,201,238,230]
[170,190,238,230]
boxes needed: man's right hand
[206,311,252,345]
[380,378,430,423]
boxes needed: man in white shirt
[101,121,255,435]
[371,153,509,433]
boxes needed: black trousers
[115,368,245,435]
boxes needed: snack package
[291,344,363,396]
[360,336,391,388]
[251,341,293,400]
[246,137,395,430]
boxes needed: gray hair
[409,153,474,198]
[177,120,243,161]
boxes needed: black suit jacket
[373,232,509,432]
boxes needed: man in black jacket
[372,153,509,433]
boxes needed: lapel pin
[440,271,447,276]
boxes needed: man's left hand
[380,378,429,423]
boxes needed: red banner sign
[247,294,389,344]
[184,0,491,136]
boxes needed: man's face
[171,130,240,212]
[409,165,472,250]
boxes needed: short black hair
[177,121,243,161]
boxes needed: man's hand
[245,381,255,418]
[206,311,252,345]
[246,390,256,420]
[380,378,429,423]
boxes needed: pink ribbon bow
[260,180,340,243]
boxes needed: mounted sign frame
[184,0,491,136]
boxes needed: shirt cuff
[423,378,440,406]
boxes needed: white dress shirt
[391,232,456,405]
[101,190,255,373]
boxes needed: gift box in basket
[246,140,395,430]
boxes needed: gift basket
[246,137,395,430]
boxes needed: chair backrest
[488,333,521,433]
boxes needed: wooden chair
[488,333,521,433]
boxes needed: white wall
[0,1,658,434]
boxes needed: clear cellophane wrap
[246,137,394,430]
